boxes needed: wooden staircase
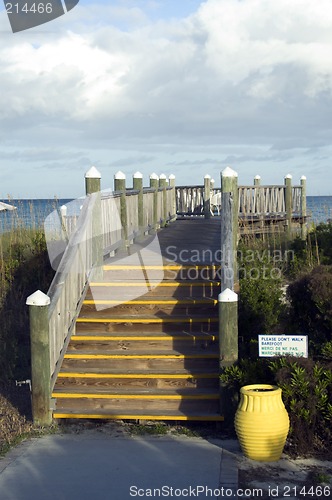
[52,262,223,421]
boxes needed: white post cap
[211,178,215,184]
[300,175,307,181]
[222,166,238,178]
[26,290,51,306]
[285,173,292,179]
[169,174,175,180]
[254,175,261,180]
[60,205,67,216]
[204,174,211,180]
[150,172,159,180]
[159,173,167,180]
[218,288,238,303]
[85,166,101,179]
[114,170,126,180]
[133,171,143,179]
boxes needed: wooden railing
[50,184,174,380]
[47,194,97,389]
[237,185,303,216]
[176,185,205,215]
[27,170,176,424]
[176,182,305,218]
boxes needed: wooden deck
[52,219,224,421]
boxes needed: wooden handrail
[176,185,305,217]
[46,183,176,394]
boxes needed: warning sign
[258,335,308,358]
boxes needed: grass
[0,203,57,455]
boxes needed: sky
[0,0,332,198]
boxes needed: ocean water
[0,199,74,234]
[307,196,332,224]
[0,196,331,234]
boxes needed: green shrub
[0,229,54,382]
[312,222,332,265]
[270,357,332,456]
[237,247,285,355]
[221,356,332,457]
[321,341,332,360]
[287,266,332,351]
[286,236,315,277]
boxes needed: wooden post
[221,167,238,280]
[169,174,177,222]
[204,174,211,219]
[285,174,292,237]
[301,175,307,240]
[60,205,68,239]
[254,174,264,231]
[85,166,103,279]
[85,166,101,195]
[220,193,234,292]
[133,171,144,238]
[150,173,159,233]
[159,173,168,228]
[254,175,261,186]
[219,288,238,427]
[26,290,52,426]
[210,179,215,216]
[114,171,128,247]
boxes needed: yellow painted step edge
[103,265,220,270]
[83,299,218,305]
[89,282,220,287]
[51,393,220,400]
[57,373,219,379]
[71,335,217,341]
[63,354,219,360]
[76,317,218,324]
[53,413,224,421]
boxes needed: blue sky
[0,0,332,197]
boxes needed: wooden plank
[56,372,219,379]
[76,317,219,324]
[53,411,224,421]
[53,398,221,412]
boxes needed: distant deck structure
[176,173,308,238]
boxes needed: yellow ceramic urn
[235,384,290,462]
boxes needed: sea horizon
[0,195,331,234]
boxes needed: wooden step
[53,409,224,421]
[76,316,218,334]
[102,264,221,282]
[87,281,220,299]
[53,397,220,413]
[54,372,220,390]
[67,333,218,353]
[61,352,219,371]
[81,297,218,315]
[52,387,220,397]
[52,255,223,422]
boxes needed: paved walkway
[0,434,239,500]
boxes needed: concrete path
[0,434,239,500]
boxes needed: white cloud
[1,0,332,196]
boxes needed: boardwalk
[27,168,306,425]
[52,219,223,421]
[158,218,221,264]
